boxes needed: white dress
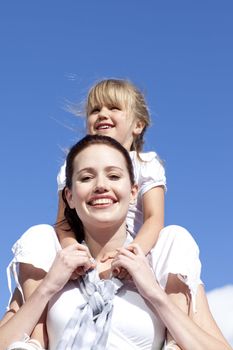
[57,151,167,237]
[7,224,202,350]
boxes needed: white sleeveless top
[7,224,202,350]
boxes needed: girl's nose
[98,107,109,118]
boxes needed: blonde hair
[85,79,151,154]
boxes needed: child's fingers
[100,250,117,262]
[117,267,130,280]
[112,266,131,280]
[125,243,144,256]
[70,267,85,280]
[112,266,121,277]
[115,247,139,260]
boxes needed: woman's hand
[111,244,159,300]
[43,243,96,295]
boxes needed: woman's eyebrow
[75,166,124,175]
[75,167,94,175]
[105,166,124,172]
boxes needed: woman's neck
[84,222,128,262]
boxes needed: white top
[57,151,167,237]
[7,224,202,350]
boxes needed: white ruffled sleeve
[150,225,202,311]
[57,161,66,192]
[6,224,60,308]
[137,151,167,197]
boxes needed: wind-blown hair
[86,79,151,155]
[61,134,135,242]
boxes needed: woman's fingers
[111,245,158,300]
[45,245,95,290]
[65,243,92,257]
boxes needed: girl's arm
[133,185,165,254]
[112,245,232,350]
[101,186,164,277]
[55,190,77,248]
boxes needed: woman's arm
[112,244,232,350]
[153,282,231,350]
[0,244,94,350]
[0,288,22,328]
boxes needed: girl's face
[86,104,144,152]
[66,144,137,232]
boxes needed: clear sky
[0,0,232,320]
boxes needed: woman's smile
[87,195,117,207]
[66,144,137,231]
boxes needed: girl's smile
[87,105,143,151]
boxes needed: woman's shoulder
[150,225,202,308]
[11,224,60,272]
[13,224,58,247]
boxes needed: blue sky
[0,1,232,317]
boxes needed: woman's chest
[47,281,165,349]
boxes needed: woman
[2,135,231,350]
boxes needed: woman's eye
[109,174,121,181]
[80,175,92,182]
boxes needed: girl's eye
[90,107,100,114]
[110,106,120,111]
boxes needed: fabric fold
[56,269,123,350]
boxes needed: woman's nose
[94,177,109,193]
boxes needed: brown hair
[61,134,135,242]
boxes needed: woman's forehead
[74,144,127,168]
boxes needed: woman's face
[66,144,137,232]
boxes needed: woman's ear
[130,184,138,204]
[65,187,75,209]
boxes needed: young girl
[6,79,167,349]
[56,78,166,262]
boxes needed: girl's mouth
[95,123,114,130]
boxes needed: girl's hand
[111,244,159,300]
[101,249,131,280]
[100,249,118,262]
[44,243,96,294]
